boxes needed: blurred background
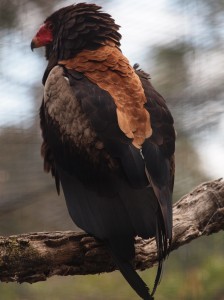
[0,0,223,299]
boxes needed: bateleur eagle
[31,3,175,300]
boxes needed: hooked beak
[30,40,35,51]
[30,37,40,51]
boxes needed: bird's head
[31,3,121,60]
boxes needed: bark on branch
[0,179,224,284]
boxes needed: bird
[31,3,175,299]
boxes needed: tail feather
[151,257,163,297]
[151,209,171,296]
[107,242,154,300]
[57,166,167,299]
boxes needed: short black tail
[108,245,154,300]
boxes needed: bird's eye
[47,22,54,30]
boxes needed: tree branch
[0,179,224,284]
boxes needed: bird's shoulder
[59,44,152,148]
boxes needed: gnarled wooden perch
[0,179,224,284]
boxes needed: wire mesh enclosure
[0,1,223,299]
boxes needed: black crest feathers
[45,3,121,60]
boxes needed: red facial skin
[31,22,53,49]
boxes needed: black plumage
[32,3,175,299]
